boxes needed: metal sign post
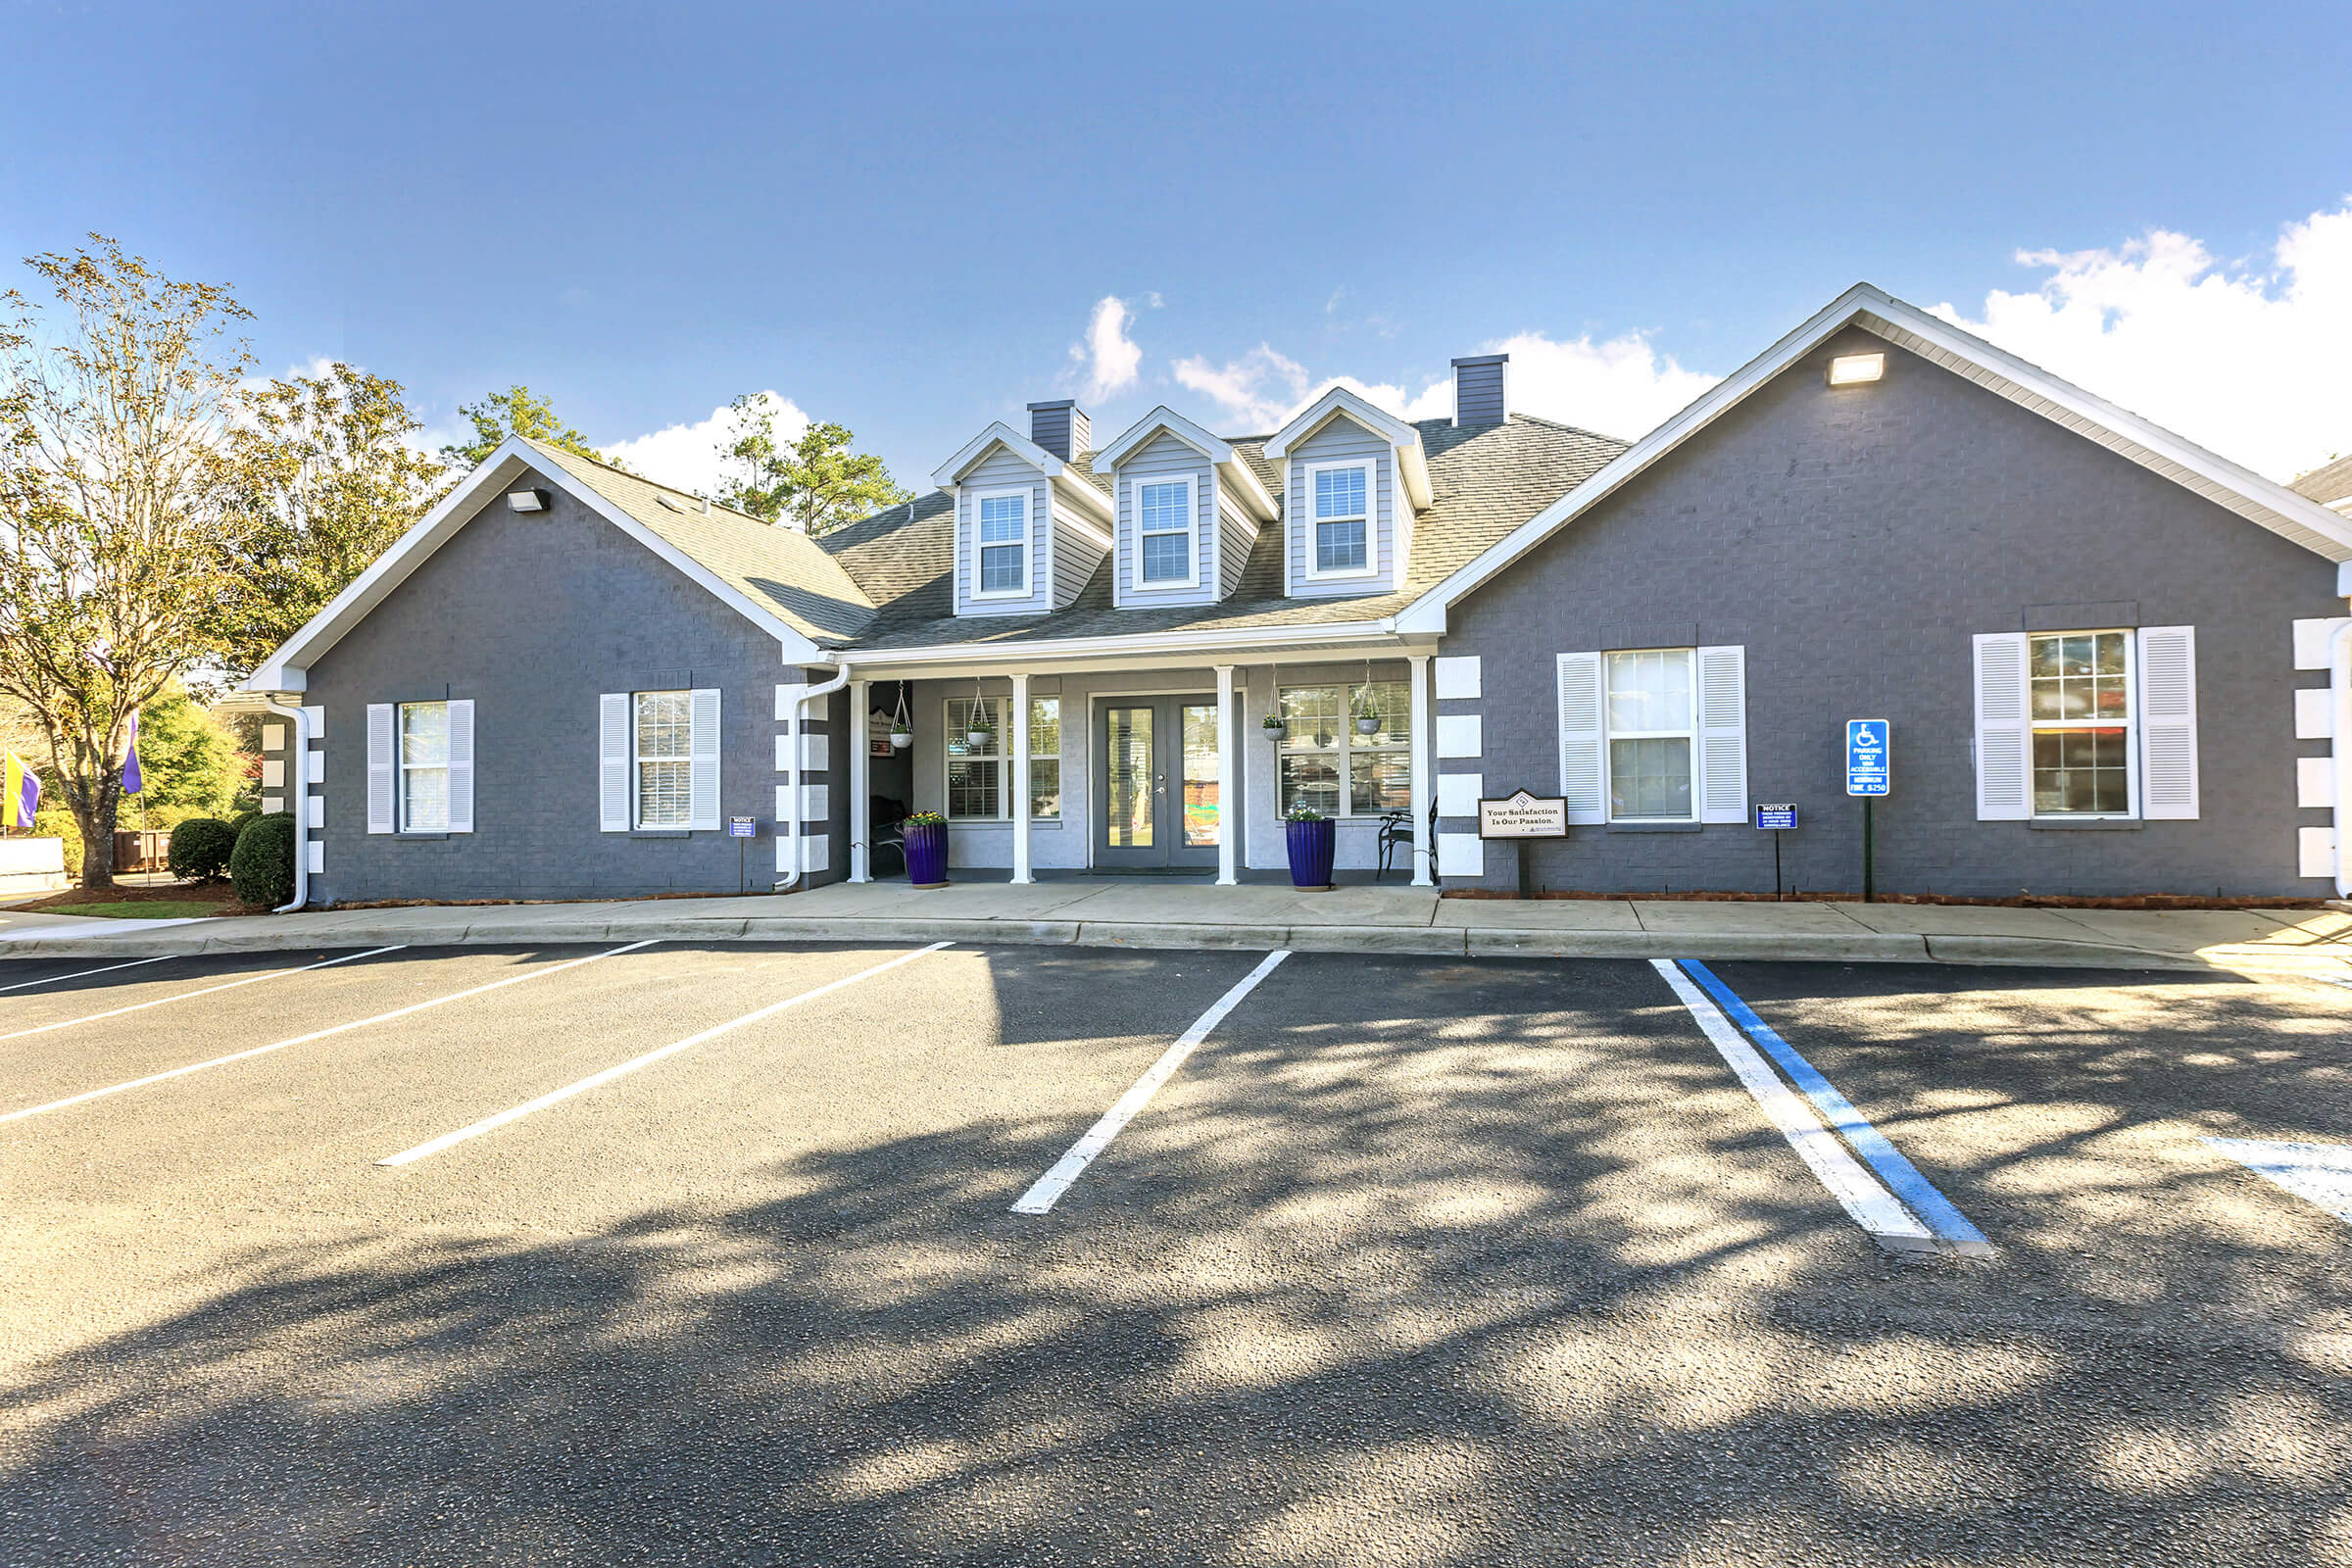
[1753,803,1797,901]
[1843,720,1889,903]
[1478,790,1569,899]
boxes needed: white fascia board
[1395,281,2352,637]
[1262,386,1431,510]
[1092,406,1233,470]
[846,617,1422,672]
[1049,468,1115,527]
[239,435,824,687]
[930,422,1065,490]
[1216,456,1280,522]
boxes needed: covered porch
[838,640,1442,890]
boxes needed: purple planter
[905,819,949,887]
[1285,817,1336,889]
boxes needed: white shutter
[1972,633,2032,820]
[1695,644,1748,823]
[2138,625,2198,819]
[367,704,395,834]
[599,693,630,832]
[446,700,475,834]
[1556,651,1606,824]
[688,687,722,831]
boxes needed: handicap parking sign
[1845,719,1889,797]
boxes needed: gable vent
[1027,399,1090,462]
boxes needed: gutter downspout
[774,660,853,892]
[259,697,311,913]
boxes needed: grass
[11,881,260,918]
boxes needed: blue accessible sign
[1845,719,1890,797]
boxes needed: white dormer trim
[967,485,1036,603]
[1093,406,1278,521]
[931,421,1114,525]
[1297,459,1379,584]
[1394,280,2352,636]
[1263,386,1433,511]
[1125,471,1201,595]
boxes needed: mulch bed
[13,883,270,918]
[1439,888,2329,911]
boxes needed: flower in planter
[1285,803,1326,822]
[906,809,947,827]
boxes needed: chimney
[1450,354,1509,427]
[1027,399,1091,462]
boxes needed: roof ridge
[523,436,768,528]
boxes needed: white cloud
[1072,296,1143,400]
[1171,343,1312,428]
[1932,204,2352,481]
[604,391,809,497]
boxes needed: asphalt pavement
[2,942,2347,1565]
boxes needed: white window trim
[943,696,1064,823]
[397,700,450,833]
[968,485,1034,602]
[1299,459,1379,582]
[1600,648,1698,824]
[1276,681,1411,819]
[2027,627,2141,822]
[1128,472,1200,593]
[632,689,693,830]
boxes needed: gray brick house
[239,283,2352,906]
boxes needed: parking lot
[3,940,2349,1566]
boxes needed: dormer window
[974,488,1031,598]
[1136,475,1198,588]
[1306,462,1373,578]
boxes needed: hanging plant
[1261,712,1287,736]
[1352,662,1383,735]
[964,685,996,750]
[889,686,914,750]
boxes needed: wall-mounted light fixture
[1827,353,1886,387]
[506,488,553,513]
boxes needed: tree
[0,235,252,887]
[714,397,909,534]
[441,384,618,470]
[213,366,448,677]
[130,679,246,828]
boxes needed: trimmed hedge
[229,812,298,908]
[227,808,262,842]
[167,817,238,883]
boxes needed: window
[634,690,693,828]
[944,696,1061,821]
[1305,463,1371,577]
[399,701,449,831]
[1136,477,1195,586]
[1605,649,1694,821]
[974,490,1029,598]
[2030,630,2132,815]
[1277,680,1410,816]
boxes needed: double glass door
[1097,696,1222,868]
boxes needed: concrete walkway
[2,880,2350,974]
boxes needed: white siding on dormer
[1286,418,1396,598]
[956,448,1053,617]
[1216,488,1255,597]
[1051,498,1107,609]
[1113,431,1218,608]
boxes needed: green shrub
[228,812,299,907]
[167,817,238,882]
[227,809,262,842]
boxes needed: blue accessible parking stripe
[1679,959,1992,1255]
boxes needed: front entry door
[1097,696,1223,869]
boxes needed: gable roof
[1396,282,2352,635]
[1263,385,1434,510]
[2295,452,2352,509]
[1089,405,1279,520]
[926,420,1116,525]
[243,436,874,689]
[818,416,1624,662]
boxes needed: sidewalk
[3,880,2350,975]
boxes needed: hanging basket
[1354,714,1380,736]
[965,725,995,749]
[889,727,914,750]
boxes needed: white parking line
[1649,958,1936,1253]
[1012,949,1290,1216]
[2205,1137,2352,1225]
[0,941,653,1125]
[0,955,172,995]
[0,947,406,1044]
[377,942,955,1167]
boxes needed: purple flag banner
[122,709,142,796]
[3,752,37,830]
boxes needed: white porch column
[1215,663,1238,886]
[1409,654,1433,886]
[1011,672,1033,885]
[849,678,871,884]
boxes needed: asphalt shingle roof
[816,416,1628,652]
[524,439,879,644]
[2293,452,2352,507]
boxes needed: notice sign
[727,815,758,839]
[1845,719,1890,798]
[1479,790,1569,839]
[1755,803,1797,831]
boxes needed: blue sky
[5,1,2348,490]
